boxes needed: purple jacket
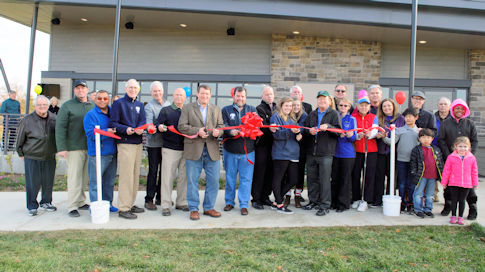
[377,114,405,155]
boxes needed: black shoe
[276,206,294,214]
[336,208,344,213]
[68,210,80,217]
[415,212,425,218]
[303,202,319,210]
[262,199,273,206]
[131,205,145,213]
[406,205,414,214]
[441,207,451,216]
[252,202,264,210]
[424,212,434,218]
[119,211,137,219]
[155,199,161,205]
[467,208,477,220]
[296,195,306,203]
[79,204,90,210]
[316,208,329,216]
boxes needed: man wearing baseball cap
[56,79,94,217]
[411,91,437,133]
[303,90,341,216]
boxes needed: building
[1,0,485,134]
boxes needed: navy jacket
[156,104,184,151]
[334,113,357,159]
[84,105,117,156]
[270,112,300,161]
[222,103,257,154]
[109,94,146,144]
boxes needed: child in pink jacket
[441,136,479,225]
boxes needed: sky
[0,16,50,96]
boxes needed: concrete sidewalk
[1,187,483,231]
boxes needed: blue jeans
[413,178,436,213]
[88,155,117,204]
[186,148,221,212]
[223,150,255,209]
[396,161,414,207]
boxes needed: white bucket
[90,200,110,224]
[382,195,401,217]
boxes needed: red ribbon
[165,112,387,165]
[94,128,121,140]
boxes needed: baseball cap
[412,91,426,99]
[73,79,87,88]
[316,90,330,98]
[358,96,371,104]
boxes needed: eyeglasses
[338,104,349,107]
[335,89,346,93]
[97,97,109,101]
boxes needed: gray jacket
[144,99,171,147]
[383,124,419,162]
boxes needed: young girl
[269,97,302,214]
[283,98,308,208]
[441,137,479,225]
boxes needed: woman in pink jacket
[441,136,479,225]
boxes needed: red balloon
[231,88,235,97]
[395,91,406,105]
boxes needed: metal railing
[1,113,26,155]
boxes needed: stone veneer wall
[271,34,381,99]
[469,50,485,135]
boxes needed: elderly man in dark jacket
[16,95,57,216]
[411,91,437,133]
[251,86,276,210]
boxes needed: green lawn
[1,224,484,271]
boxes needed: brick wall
[469,50,485,135]
[271,34,381,99]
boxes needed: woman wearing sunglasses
[331,98,357,212]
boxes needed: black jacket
[302,101,312,115]
[16,112,57,161]
[304,108,341,157]
[255,100,276,147]
[156,105,184,151]
[438,117,478,159]
[416,108,437,133]
[409,144,444,185]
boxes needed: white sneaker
[357,201,368,212]
[351,201,360,209]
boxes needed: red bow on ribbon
[239,112,264,140]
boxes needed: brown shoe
[240,208,248,215]
[284,195,291,207]
[203,209,221,218]
[189,211,200,220]
[295,196,302,208]
[223,204,234,211]
[144,202,157,211]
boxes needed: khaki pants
[67,150,89,212]
[117,144,143,212]
[161,148,187,209]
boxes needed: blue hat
[358,96,370,104]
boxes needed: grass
[0,224,484,271]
